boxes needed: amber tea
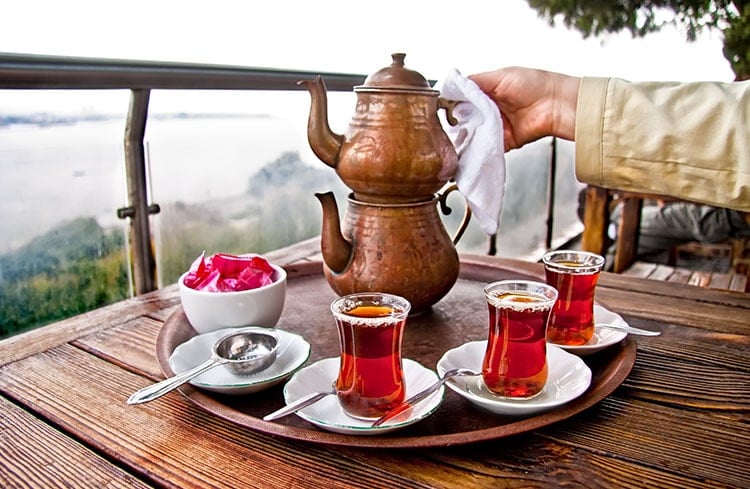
[482,281,557,399]
[543,251,605,346]
[331,293,410,420]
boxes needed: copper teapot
[299,53,459,204]
[314,191,466,314]
[301,53,468,313]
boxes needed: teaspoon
[597,323,661,336]
[372,368,480,427]
[128,329,279,405]
[263,386,337,421]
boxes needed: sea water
[0,114,315,253]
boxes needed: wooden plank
[666,267,692,284]
[649,264,675,282]
[462,254,545,281]
[594,287,750,335]
[629,332,750,406]
[1,343,742,489]
[0,396,151,489]
[708,273,732,290]
[621,261,657,279]
[74,315,165,381]
[598,270,750,309]
[352,435,711,488]
[543,396,749,488]
[729,274,748,292]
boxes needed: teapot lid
[357,53,437,93]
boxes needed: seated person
[579,189,750,266]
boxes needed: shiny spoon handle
[127,357,222,405]
[597,323,661,336]
[372,368,479,427]
[263,390,335,421]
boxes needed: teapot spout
[298,76,344,169]
[315,192,352,274]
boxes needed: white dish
[169,326,310,395]
[550,304,628,356]
[437,341,591,416]
[283,358,443,435]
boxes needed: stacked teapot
[300,53,465,314]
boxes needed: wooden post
[581,186,610,256]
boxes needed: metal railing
[0,52,367,294]
[1,53,571,297]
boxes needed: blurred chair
[580,185,749,291]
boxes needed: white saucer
[549,304,628,356]
[437,341,591,416]
[283,358,443,435]
[169,326,311,395]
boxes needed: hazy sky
[0,0,735,113]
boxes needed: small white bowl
[178,262,287,334]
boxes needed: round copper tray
[156,259,636,448]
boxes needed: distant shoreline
[0,112,273,128]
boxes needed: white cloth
[437,68,506,236]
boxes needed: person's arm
[576,77,750,211]
[470,67,750,211]
[469,68,579,151]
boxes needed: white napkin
[436,68,506,236]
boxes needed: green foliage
[723,4,750,77]
[526,0,747,77]
[0,217,129,338]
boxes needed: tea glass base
[480,379,546,401]
[547,329,595,346]
[547,337,593,347]
[338,398,394,422]
[341,410,385,422]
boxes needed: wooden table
[2,237,749,488]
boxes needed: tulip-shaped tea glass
[542,250,605,346]
[330,292,411,420]
[483,280,558,399]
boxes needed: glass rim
[483,279,558,303]
[542,250,605,273]
[330,291,411,317]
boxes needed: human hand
[469,67,580,151]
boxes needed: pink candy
[183,252,276,292]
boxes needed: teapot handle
[438,98,460,126]
[438,183,472,245]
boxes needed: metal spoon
[597,323,661,336]
[263,386,336,421]
[372,368,480,427]
[128,329,279,405]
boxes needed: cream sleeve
[575,77,750,212]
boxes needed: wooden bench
[580,185,749,292]
[622,261,748,292]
